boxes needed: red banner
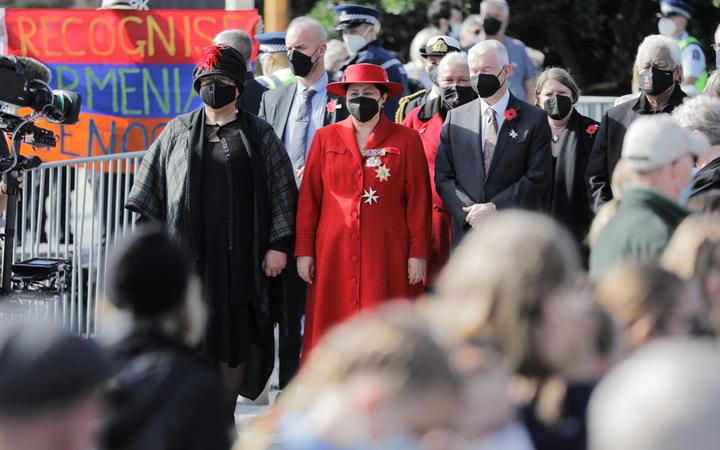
[2,8,260,162]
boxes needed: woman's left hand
[408,258,427,285]
[263,249,287,277]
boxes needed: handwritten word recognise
[13,12,257,63]
[4,9,260,161]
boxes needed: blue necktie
[289,88,316,184]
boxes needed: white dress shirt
[480,89,510,149]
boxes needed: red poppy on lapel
[504,108,517,121]
[326,100,341,113]
[586,124,599,136]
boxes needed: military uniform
[394,35,461,123]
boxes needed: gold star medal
[375,164,391,182]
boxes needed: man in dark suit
[586,35,687,212]
[435,40,551,245]
[258,16,348,389]
[214,29,267,115]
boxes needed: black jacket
[545,110,598,245]
[435,94,552,245]
[102,325,232,450]
[237,72,268,116]
[586,86,687,212]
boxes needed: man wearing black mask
[478,0,536,102]
[258,16,348,390]
[586,35,687,212]
[396,35,461,123]
[404,51,475,286]
[435,40,551,245]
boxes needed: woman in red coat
[296,63,432,355]
[403,52,476,286]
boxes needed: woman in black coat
[535,68,599,251]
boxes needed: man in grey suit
[258,16,348,389]
[435,40,551,245]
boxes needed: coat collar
[337,114,396,166]
[632,84,687,114]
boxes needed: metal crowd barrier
[4,152,145,336]
[576,96,618,122]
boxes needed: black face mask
[428,64,439,86]
[483,17,503,36]
[288,48,318,78]
[199,80,237,109]
[543,94,573,120]
[471,70,505,98]
[639,66,675,96]
[347,96,380,122]
[441,85,477,109]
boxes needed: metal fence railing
[576,96,618,122]
[3,152,145,336]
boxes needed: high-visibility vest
[256,68,297,90]
[678,35,708,93]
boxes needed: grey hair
[480,0,510,18]
[287,16,327,43]
[672,95,720,146]
[438,52,469,76]
[705,70,720,100]
[468,39,510,67]
[634,34,682,71]
[213,29,253,63]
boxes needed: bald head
[589,339,720,450]
[287,16,327,46]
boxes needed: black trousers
[269,255,306,389]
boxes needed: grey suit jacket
[257,81,349,141]
[435,93,552,245]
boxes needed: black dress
[201,133,257,367]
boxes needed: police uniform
[335,4,409,119]
[395,35,461,123]
[255,32,297,90]
[659,0,707,94]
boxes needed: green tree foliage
[305,0,719,95]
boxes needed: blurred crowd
[3,0,720,449]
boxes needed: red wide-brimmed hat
[327,63,405,97]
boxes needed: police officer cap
[0,324,109,416]
[420,35,462,57]
[660,0,695,19]
[256,32,287,54]
[335,4,381,31]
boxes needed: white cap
[621,114,710,172]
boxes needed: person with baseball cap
[590,114,710,278]
[127,44,297,409]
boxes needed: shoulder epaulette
[395,89,427,124]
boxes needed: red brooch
[504,108,517,121]
[326,100,341,113]
[586,124,599,136]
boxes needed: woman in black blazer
[535,68,599,250]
